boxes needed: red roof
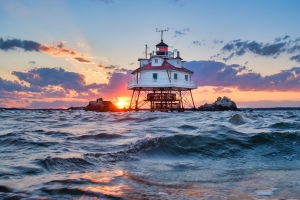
[131,61,194,74]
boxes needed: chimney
[177,51,180,57]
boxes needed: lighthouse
[127,29,197,111]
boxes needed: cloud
[286,66,300,74]
[11,67,87,91]
[73,57,91,63]
[28,61,36,65]
[97,64,120,69]
[185,60,300,92]
[101,69,132,96]
[218,36,300,62]
[290,54,300,63]
[0,37,85,58]
[223,53,234,62]
[192,41,202,46]
[168,0,186,6]
[213,87,232,93]
[238,100,300,108]
[9,67,133,98]
[27,100,87,109]
[173,28,190,37]
[222,41,286,57]
[97,63,127,73]
[0,77,40,92]
[99,0,113,3]
[274,35,290,42]
[213,40,223,44]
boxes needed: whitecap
[255,189,273,196]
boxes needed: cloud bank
[185,60,300,92]
[0,37,90,62]
[216,36,300,62]
[0,66,133,108]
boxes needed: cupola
[156,40,168,55]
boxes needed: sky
[0,0,300,108]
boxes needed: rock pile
[199,96,238,111]
[85,98,118,112]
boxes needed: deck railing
[127,78,197,89]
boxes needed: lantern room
[156,40,168,55]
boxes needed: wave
[69,133,122,140]
[10,166,44,176]
[33,130,73,137]
[0,185,12,193]
[136,117,160,122]
[113,117,140,122]
[36,156,94,171]
[178,125,198,130]
[270,122,300,129]
[84,131,300,162]
[0,132,58,149]
[39,186,116,199]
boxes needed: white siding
[175,71,190,80]
[140,70,190,80]
[140,70,169,79]
[181,61,185,67]
[151,57,164,66]
[140,59,149,67]
[166,59,181,68]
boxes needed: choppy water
[1,110,300,199]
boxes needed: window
[153,73,158,81]
[185,75,188,81]
[174,73,178,80]
[155,59,158,63]
[177,60,179,64]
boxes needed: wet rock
[85,98,118,112]
[199,96,238,111]
[67,106,85,111]
[229,114,246,125]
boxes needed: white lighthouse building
[127,29,197,111]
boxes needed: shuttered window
[153,73,158,79]
[174,73,178,79]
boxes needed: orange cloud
[0,37,90,61]
[73,57,92,63]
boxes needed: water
[1,110,300,199]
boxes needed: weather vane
[156,28,169,41]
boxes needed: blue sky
[1,0,300,108]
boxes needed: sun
[116,99,126,109]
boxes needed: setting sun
[116,98,126,109]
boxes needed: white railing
[151,51,174,58]
[127,78,197,89]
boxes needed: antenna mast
[145,44,147,59]
[156,28,169,41]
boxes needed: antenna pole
[145,44,147,59]
[156,28,169,41]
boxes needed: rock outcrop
[199,96,238,111]
[85,98,118,112]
